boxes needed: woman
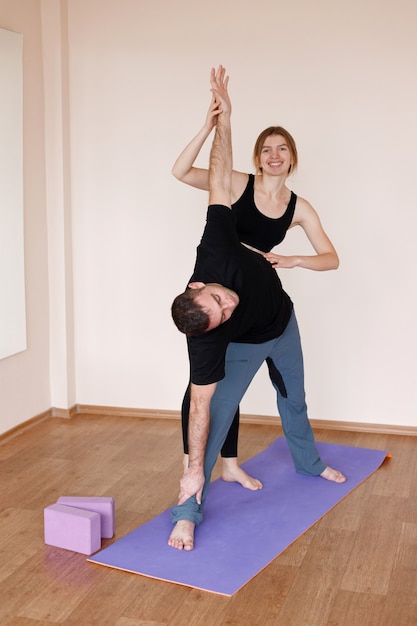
[173,92,339,490]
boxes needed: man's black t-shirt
[186,204,293,386]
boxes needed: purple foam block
[57,496,115,538]
[44,503,101,555]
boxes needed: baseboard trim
[76,404,181,420]
[74,404,417,437]
[0,405,78,443]
[0,408,53,443]
[1,404,416,443]
[50,405,79,419]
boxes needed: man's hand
[178,466,205,505]
[210,65,231,115]
[180,382,217,506]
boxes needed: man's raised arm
[208,65,232,208]
[177,67,233,507]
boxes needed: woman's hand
[203,93,221,133]
[263,249,339,271]
[263,252,300,269]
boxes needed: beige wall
[1,0,416,435]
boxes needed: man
[169,66,345,551]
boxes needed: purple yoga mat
[88,438,387,595]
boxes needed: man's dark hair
[171,288,210,336]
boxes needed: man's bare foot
[168,520,195,551]
[320,466,346,483]
[221,457,263,490]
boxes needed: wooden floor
[0,413,416,626]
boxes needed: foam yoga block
[57,496,115,538]
[44,504,101,555]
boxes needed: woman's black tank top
[231,174,296,252]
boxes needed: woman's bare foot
[222,457,263,490]
[168,520,195,551]
[320,466,346,483]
